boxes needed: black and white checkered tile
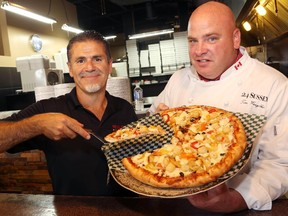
[101,113,174,171]
[219,113,267,179]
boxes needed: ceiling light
[1,1,57,24]
[61,24,117,40]
[255,5,267,16]
[243,21,252,31]
[104,35,117,40]
[128,28,174,40]
[61,24,83,34]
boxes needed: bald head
[188,2,236,32]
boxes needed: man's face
[187,11,240,79]
[68,40,112,95]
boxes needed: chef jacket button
[224,102,229,107]
[188,98,193,103]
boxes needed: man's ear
[67,62,74,78]
[108,58,113,75]
[233,28,241,49]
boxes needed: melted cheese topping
[131,107,236,178]
[110,124,166,141]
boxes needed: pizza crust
[123,157,216,188]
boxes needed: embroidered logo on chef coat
[241,92,268,109]
[241,92,268,102]
[234,61,242,70]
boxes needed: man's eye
[76,59,85,64]
[94,57,102,62]
[188,39,197,44]
[208,37,217,43]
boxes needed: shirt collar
[67,87,118,122]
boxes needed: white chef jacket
[149,47,288,210]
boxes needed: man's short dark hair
[66,30,111,62]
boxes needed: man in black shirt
[0,31,137,196]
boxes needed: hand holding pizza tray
[101,105,267,198]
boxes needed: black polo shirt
[6,88,138,196]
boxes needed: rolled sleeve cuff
[227,173,272,210]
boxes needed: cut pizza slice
[104,123,166,143]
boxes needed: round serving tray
[110,141,252,198]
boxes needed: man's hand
[33,113,91,140]
[0,113,91,153]
[155,103,169,112]
[187,183,247,213]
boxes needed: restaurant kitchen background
[0,0,287,194]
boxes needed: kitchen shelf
[129,71,172,99]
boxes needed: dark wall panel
[0,67,22,111]
[266,33,288,77]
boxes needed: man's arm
[187,183,248,213]
[0,113,91,153]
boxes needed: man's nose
[195,42,207,56]
[85,59,95,71]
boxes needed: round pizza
[121,105,247,188]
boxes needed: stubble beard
[79,70,105,93]
[84,83,101,93]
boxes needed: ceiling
[66,0,222,36]
[66,0,288,46]
[237,0,288,45]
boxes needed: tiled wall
[0,68,52,194]
[0,151,52,194]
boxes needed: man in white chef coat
[149,1,288,213]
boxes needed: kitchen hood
[236,0,288,46]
